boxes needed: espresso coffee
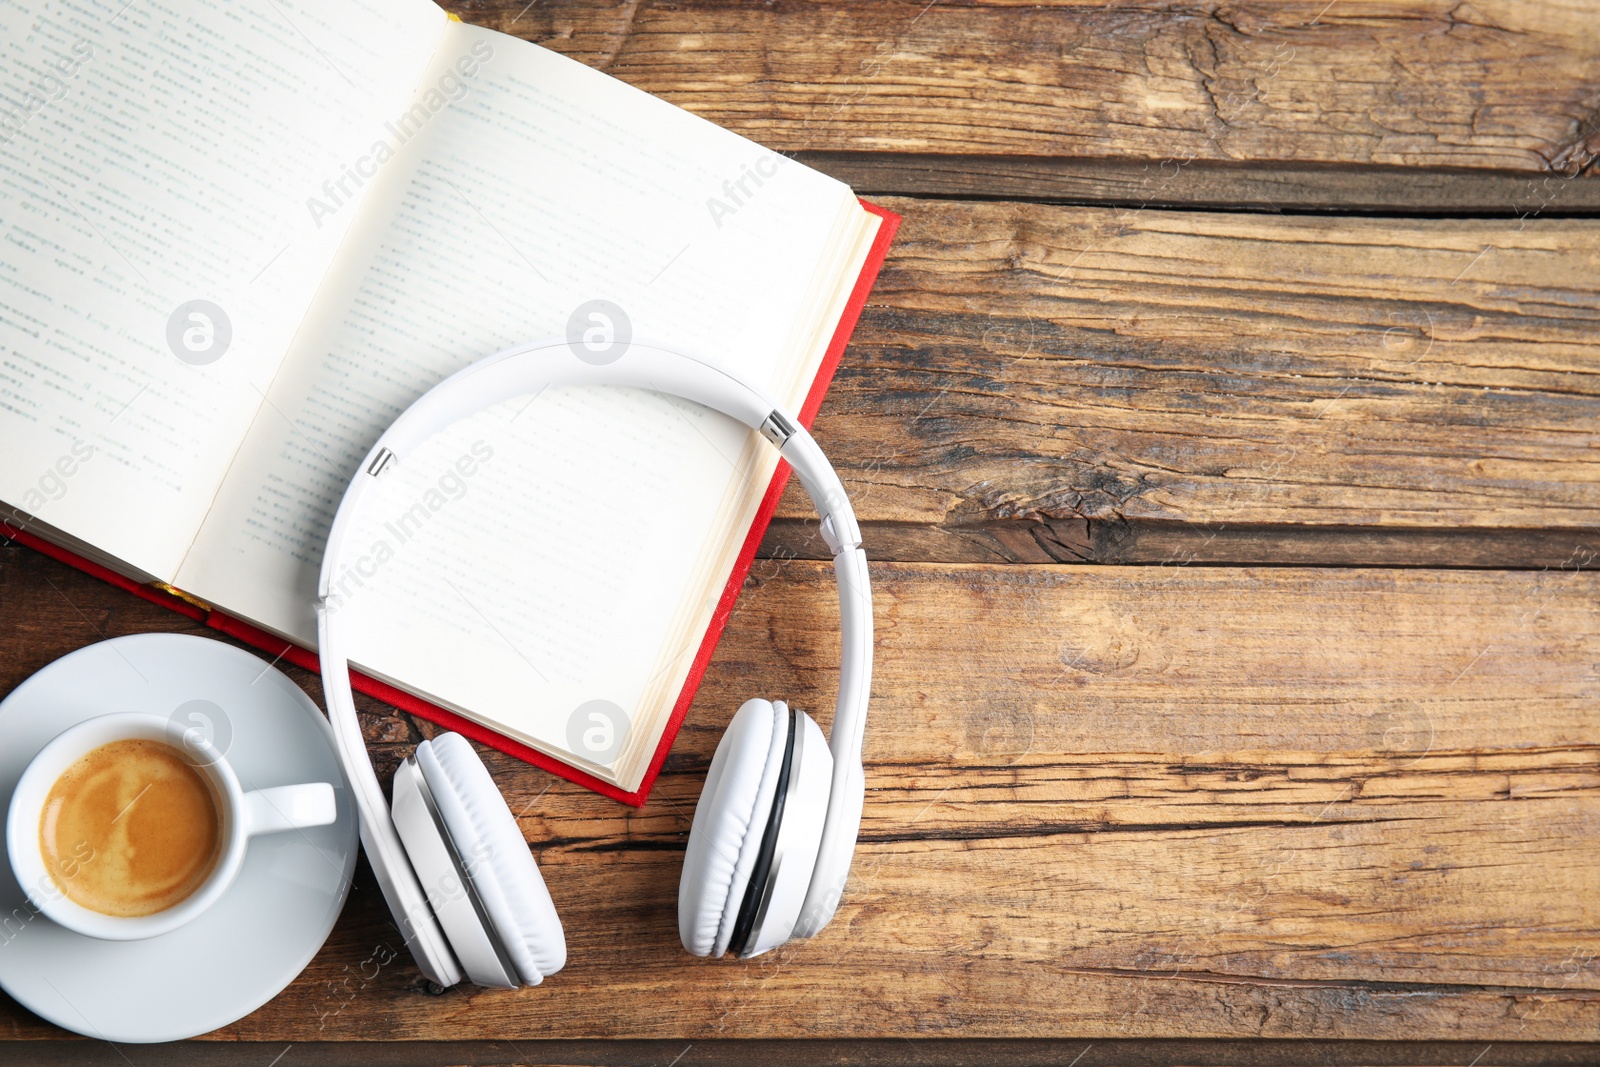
[39,738,222,917]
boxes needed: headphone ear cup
[678,698,788,957]
[734,708,832,957]
[416,733,566,985]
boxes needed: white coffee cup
[6,712,337,941]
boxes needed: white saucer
[0,633,358,1043]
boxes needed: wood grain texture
[762,518,1600,569]
[0,546,1595,1042]
[9,1038,1600,1067]
[750,198,1600,563]
[7,1038,1600,1067]
[448,0,1600,192]
[795,152,1600,214]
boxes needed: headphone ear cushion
[679,698,789,957]
[416,733,566,984]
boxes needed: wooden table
[5,2,1598,1063]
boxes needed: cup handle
[241,783,338,837]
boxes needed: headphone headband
[316,339,870,982]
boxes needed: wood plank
[754,197,1600,564]
[448,0,1600,202]
[9,1038,1600,1067]
[761,517,1600,568]
[5,1037,1600,1067]
[796,153,1600,215]
[1,547,1595,1041]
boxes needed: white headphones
[316,338,872,988]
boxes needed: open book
[0,0,893,803]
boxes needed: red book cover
[2,199,900,807]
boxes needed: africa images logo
[0,40,93,148]
[305,40,495,229]
[322,441,496,614]
[705,150,788,229]
[166,299,232,365]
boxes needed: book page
[0,0,445,578]
[176,20,875,787]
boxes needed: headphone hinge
[366,447,397,478]
[758,409,796,448]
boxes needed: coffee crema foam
[40,738,222,917]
